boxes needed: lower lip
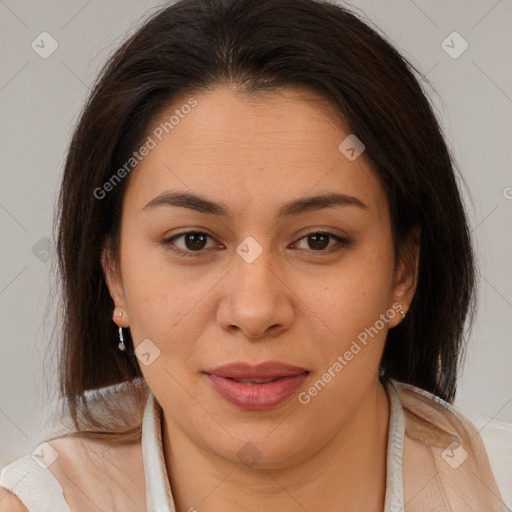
[206,373,308,411]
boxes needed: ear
[388,226,420,328]
[101,242,130,327]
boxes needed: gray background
[1,0,511,467]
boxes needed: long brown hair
[54,0,476,443]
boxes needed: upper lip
[205,361,309,379]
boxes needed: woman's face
[104,86,416,467]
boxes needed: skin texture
[103,85,418,512]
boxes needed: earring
[118,327,126,351]
[400,309,406,319]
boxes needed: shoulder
[1,434,146,512]
[0,379,150,512]
[0,488,29,512]
[455,403,512,505]
[388,379,512,508]
[0,452,67,511]
[47,434,146,510]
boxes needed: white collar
[141,382,405,511]
[141,391,176,512]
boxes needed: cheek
[305,257,394,358]
[119,241,200,346]
[303,245,394,344]
[296,256,395,415]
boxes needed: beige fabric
[458,404,512,508]
[391,380,511,511]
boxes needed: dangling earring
[113,308,126,351]
[118,326,126,351]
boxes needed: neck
[162,380,390,512]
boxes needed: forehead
[124,86,386,217]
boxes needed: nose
[216,244,295,340]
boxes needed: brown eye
[182,232,209,251]
[294,232,351,254]
[162,231,215,256]
[307,233,330,250]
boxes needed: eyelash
[161,231,351,258]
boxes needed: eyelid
[162,230,219,257]
[291,232,352,254]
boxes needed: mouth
[223,377,284,384]
[204,361,310,411]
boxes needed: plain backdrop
[1,0,511,467]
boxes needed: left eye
[293,232,349,253]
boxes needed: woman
[1,0,511,510]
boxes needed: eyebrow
[143,189,367,219]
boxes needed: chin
[203,423,316,470]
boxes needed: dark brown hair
[54,0,475,441]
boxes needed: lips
[204,361,309,410]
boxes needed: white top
[1,379,511,511]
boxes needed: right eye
[161,231,218,257]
